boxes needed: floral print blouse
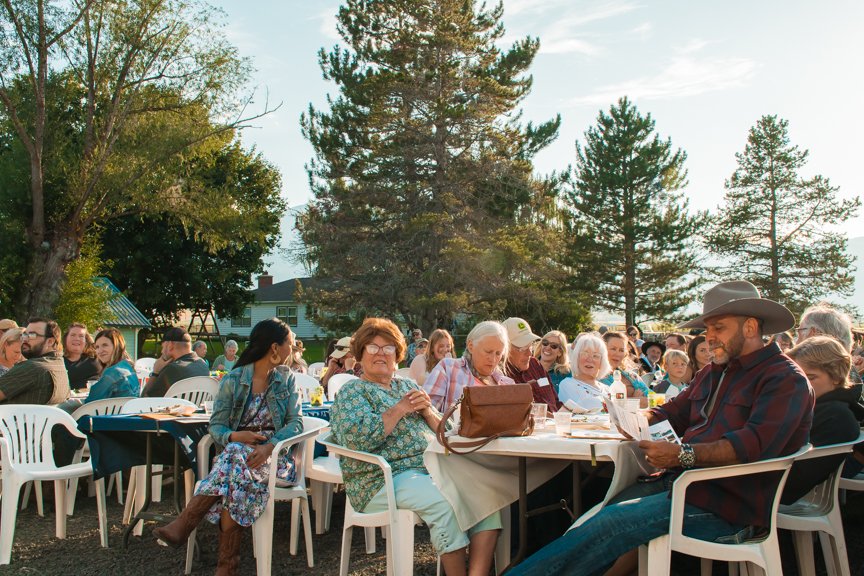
[331,377,436,512]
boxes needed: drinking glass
[530,403,548,430]
[554,411,572,436]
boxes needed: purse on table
[435,383,534,454]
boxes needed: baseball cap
[503,317,540,349]
[163,327,192,343]
[330,336,353,359]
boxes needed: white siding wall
[214,302,326,339]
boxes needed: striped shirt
[651,342,813,527]
[423,356,514,412]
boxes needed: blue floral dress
[196,393,297,526]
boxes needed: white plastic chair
[135,357,157,382]
[777,434,864,576]
[308,362,325,378]
[326,372,358,402]
[165,376,220,406]
[318,431,425,576]
[184,416,328,576]
[293,373,319,403]
[637,444,810,576]
[0,405,108,564]
[121,397,199,533]
[394,367,414,380]
[68,397,136,511]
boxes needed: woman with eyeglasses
[599,331,650,399]
[557,334,612,411]
[153,317,303,575]
[321,335,361,390]
[409,329,454,387]
[533,331,571,394]
[331,318,500,576]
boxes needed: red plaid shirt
[505,357,562,413]
[651,342,813,527]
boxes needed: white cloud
[313,8,341,42]
[570,55,758,105]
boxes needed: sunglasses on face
[541,340,561,351]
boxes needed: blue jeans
[508,475,751,576]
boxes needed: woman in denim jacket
[153,318,302,576]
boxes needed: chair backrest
[121,397,198,414]
[70,397,135,419]
[134,357,157,378]
[327,372,358,401]
[785,432,864,514]
[394,367,413,379]
[317,430,400,524]
[0,405,82,468]
[308,362,325,378]
[293,373,319,402]
[165,376,220,406]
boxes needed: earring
[270,350,281,365]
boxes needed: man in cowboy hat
[510,281,813,576]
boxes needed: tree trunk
[17,229,80,318]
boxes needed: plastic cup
[202,400,214,414]
[530,403,548,430]
[554,411,572,436]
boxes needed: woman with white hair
[423,320,515,412]
[557,334,611,411]
[213,340,239,372]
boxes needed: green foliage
[0,0,265,317]
[705,115,860,315]
[565,97,706,326]
[101,141,285,325]
[299,0,587,333]
[54,238,116,330]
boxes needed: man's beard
[710,330,745,365]
[22,342,44,359]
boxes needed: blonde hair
[787,335,852,389]
[0,328,23,363]
[602,331,637,371]
[569,334,611,379]
[534,330,571,375]
[662,349,689,367]
[425,329,455,373]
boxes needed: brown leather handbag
[435,384,534,454]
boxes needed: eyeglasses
[365,343,397,356]
[21,332,46,340]
[579,352,603,361]
[795,326,820,337]
[541,340,561,351]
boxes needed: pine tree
[299,0,578,332]
[705,115,860,314]
[565,97,706,326]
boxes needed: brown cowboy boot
[152,494,219,548]
[214,523,244,576]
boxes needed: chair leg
[289,499,300,556]
[0,480,22,565]
[701,558,714,576]
[301,497,314,567]
[35,481,44,517]
[133,467,147,536]
[66,476,80,516]
[183,469,194,505]
[115,470,125,505]
[339,523,354,576]
[322,483,334,532]
[184,528,197,575]
[95,478,108,548]
[763,538,784,576]
[54,480,67,539]
[151,464,163,503]
[122,469,137,525]
[644,536,669,576]
[818,529,850,576]
[252,502,275,576]
[792,531,816,576]
[365,526,376,554]
[638,545,648,576]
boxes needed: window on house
[231,307,252,328]
[277,305,298,327]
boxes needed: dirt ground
[0,483,863,575]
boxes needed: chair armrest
[793,432,863,461]
[668,444,810,537]
[197,434,215,479]
[266,425,327,492]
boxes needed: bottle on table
[610,369,627,404]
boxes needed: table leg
[572,461,582,517]
[172,444,182,515]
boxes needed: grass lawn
[140,337,330,365]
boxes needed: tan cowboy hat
[679,280,795,334]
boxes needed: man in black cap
[142,327,209,397]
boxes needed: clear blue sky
[214,0,864,253]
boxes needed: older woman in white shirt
[557,334,611,411]
[409,329,454,386]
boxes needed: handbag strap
[435,399,535,455]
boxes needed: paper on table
[564,399,601,414]
[606,399,649,440]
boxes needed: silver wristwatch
[678,444,696,469]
